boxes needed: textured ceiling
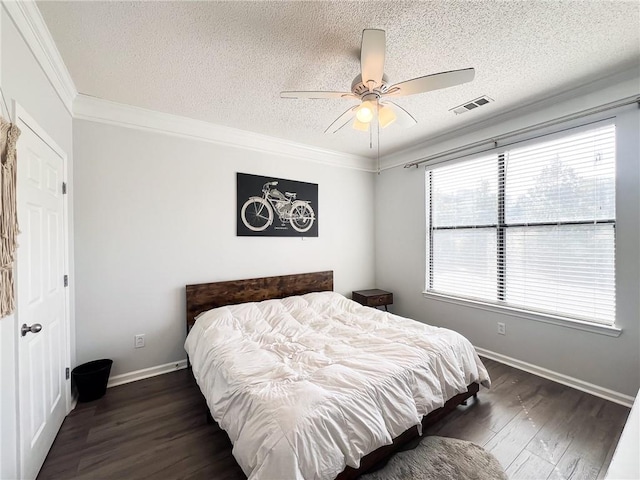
[38,1,640,158]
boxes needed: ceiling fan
[281,29,475,134]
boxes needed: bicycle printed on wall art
[236,173,318,237]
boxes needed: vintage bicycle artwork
[236,173,318,237]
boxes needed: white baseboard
[107,359,188,388]
[104,351,635,408]
[475,347,635,408]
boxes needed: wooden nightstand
[352,289,393,311]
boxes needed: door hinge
[65,367,70,380]
[64,275,68,287]
[62,182,67,194]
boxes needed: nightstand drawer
[368,293,393,307]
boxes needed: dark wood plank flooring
[38,358,630,480]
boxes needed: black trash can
[72,359,113,402]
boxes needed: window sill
[421,292,622,337]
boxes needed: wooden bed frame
[185,270,479,480]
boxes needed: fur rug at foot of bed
[360,435,508,480]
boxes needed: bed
[185,271,490,480]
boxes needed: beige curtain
[0,116,21,317]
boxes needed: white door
[15,107,69,480]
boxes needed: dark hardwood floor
[38,358,630,480]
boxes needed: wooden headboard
[185,270,333,333]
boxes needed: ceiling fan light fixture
[353,118,370,131]
[378,104,397,128]
[355,101,375,123]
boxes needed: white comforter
[185,291,490,480]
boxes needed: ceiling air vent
[450,96,494,115]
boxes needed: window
[426,124,616,325]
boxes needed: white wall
[73,119,376,377]
[0,4,73,479]
[375,71,640,398]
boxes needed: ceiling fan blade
[324,106,358,134]
[280,91,357,100]
[360,29,386,90]
[384,68,475,98]
[381,101,417,128]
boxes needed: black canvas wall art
[237,173,318,237]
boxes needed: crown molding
[74,94,374,171]
[4,0,372,170]
[2,0,76,114]
[8,0,634,174]
[381,66,640,170]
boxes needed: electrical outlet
[134,334,145,348]
[497,322,506,335]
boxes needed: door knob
[21,323,42,337]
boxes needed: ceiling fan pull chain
[377,100,381,174]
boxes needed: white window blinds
[426,124,616,325]
[429,156,497,300]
